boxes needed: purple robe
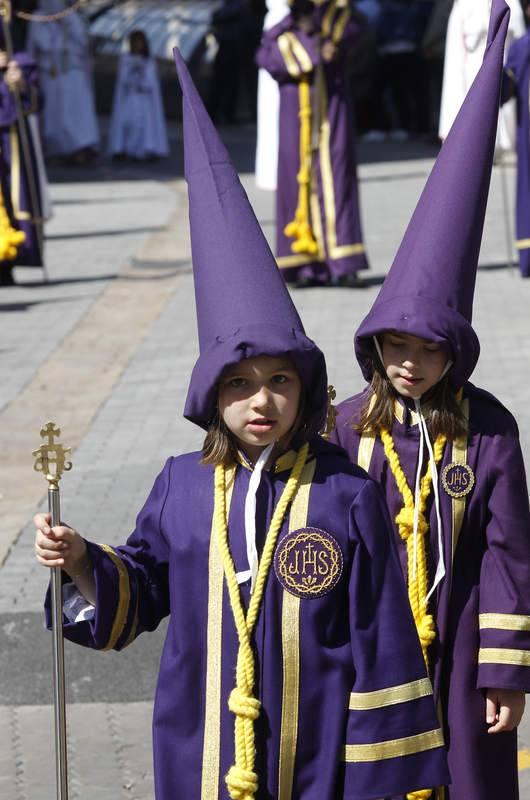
[503,31,530,278]
[256,2,369,285]
[46,437,449,799]
[0,51,43,269]
[331,384,530,799]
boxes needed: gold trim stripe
[332,9,351,43]
[343,728,444,763]
[278,33,301,79]
[322,0,338,37]
[479,647,530,667]
[348,677,433,711]
[451,398,469,560]
[278,457,317,800]
[516,239,530,250]
[331,243,365,258]
[286,32,313,73]
[97,544,131,651]
[201,465,236,800]
[277,253,318,268]
[480,613,530,632]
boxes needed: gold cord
[380,426,446,800]
[214,443,309,799]
[284,78,318,256]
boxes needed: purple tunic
[256,2,369,284]
[504,31,530,278]
[47,437,449,799]
[0,51,43,269]
[331,384,530,799]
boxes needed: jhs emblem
[441,462,475,498]
[274,528,343,599]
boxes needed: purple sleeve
[343,480,450,798]
[45,460,172,651]
[256,22,321,83]
[477,422,530,692]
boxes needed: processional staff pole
[33,422,73,800]
[0,0,46,277]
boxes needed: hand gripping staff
[33,422,73,800]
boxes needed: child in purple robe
[256,0,369,288]
[33,49,449,800]
[0,35,46,286]
[107,30,169,161]
[331,2,530,798]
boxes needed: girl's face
[381,331,449,400]
[218,355,302,463]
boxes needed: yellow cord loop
[214,443,309,800]
[284,78,318,256]
[0,183,24,262]
[380,427,446,800]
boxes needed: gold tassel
[0,182,25,262]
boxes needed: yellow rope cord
[214,443,309,800]
[284,78,318,256]
[380,426,446,800]
[0,182,24,262]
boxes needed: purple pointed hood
[173,49,328,434]
[355,0,510,389]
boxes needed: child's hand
[34,513,88,576]
[321,41,337,63]
[486,688,526,733]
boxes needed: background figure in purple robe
[0,43,45,286]
[256,0,369,288]
[331,2,530,797]
[502,2,530,278]
[26,0,100,164]
[33,48,450,800]
[108,30,169,161]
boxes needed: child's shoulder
[466,383,520,437]
[163,451,213,480]
[311,435,376,491]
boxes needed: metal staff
[33,422,72,800]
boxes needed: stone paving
[1,130,530,798]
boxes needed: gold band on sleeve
[479,613,530,632]
[348,677,433,711]
[278,33,301,78]
[97,544,131,651]
[344,728,444,763]
[478,647,530,667]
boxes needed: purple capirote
[354,0,510,390]
[172,49,328,436]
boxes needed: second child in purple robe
[33,48,449,800]
[256,0,369,288]
[0,46,44,286]
[331,3,530,798]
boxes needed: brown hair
[201,389,309,467]
[356,352,467,442]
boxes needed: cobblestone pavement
[2,130,530,798]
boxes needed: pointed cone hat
[173,49,328,434]
[355,0,510,389]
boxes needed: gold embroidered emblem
[441,462,475,498]
[274,527,343,599]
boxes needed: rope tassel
[214,444,309,800]
[284,78,318,256]
[0,183,25,262]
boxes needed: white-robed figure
[108,30,169,160]
[26,0,100,162]
[439,0,525,151]
[254,0,289,190]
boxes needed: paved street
[2,127,530,798]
